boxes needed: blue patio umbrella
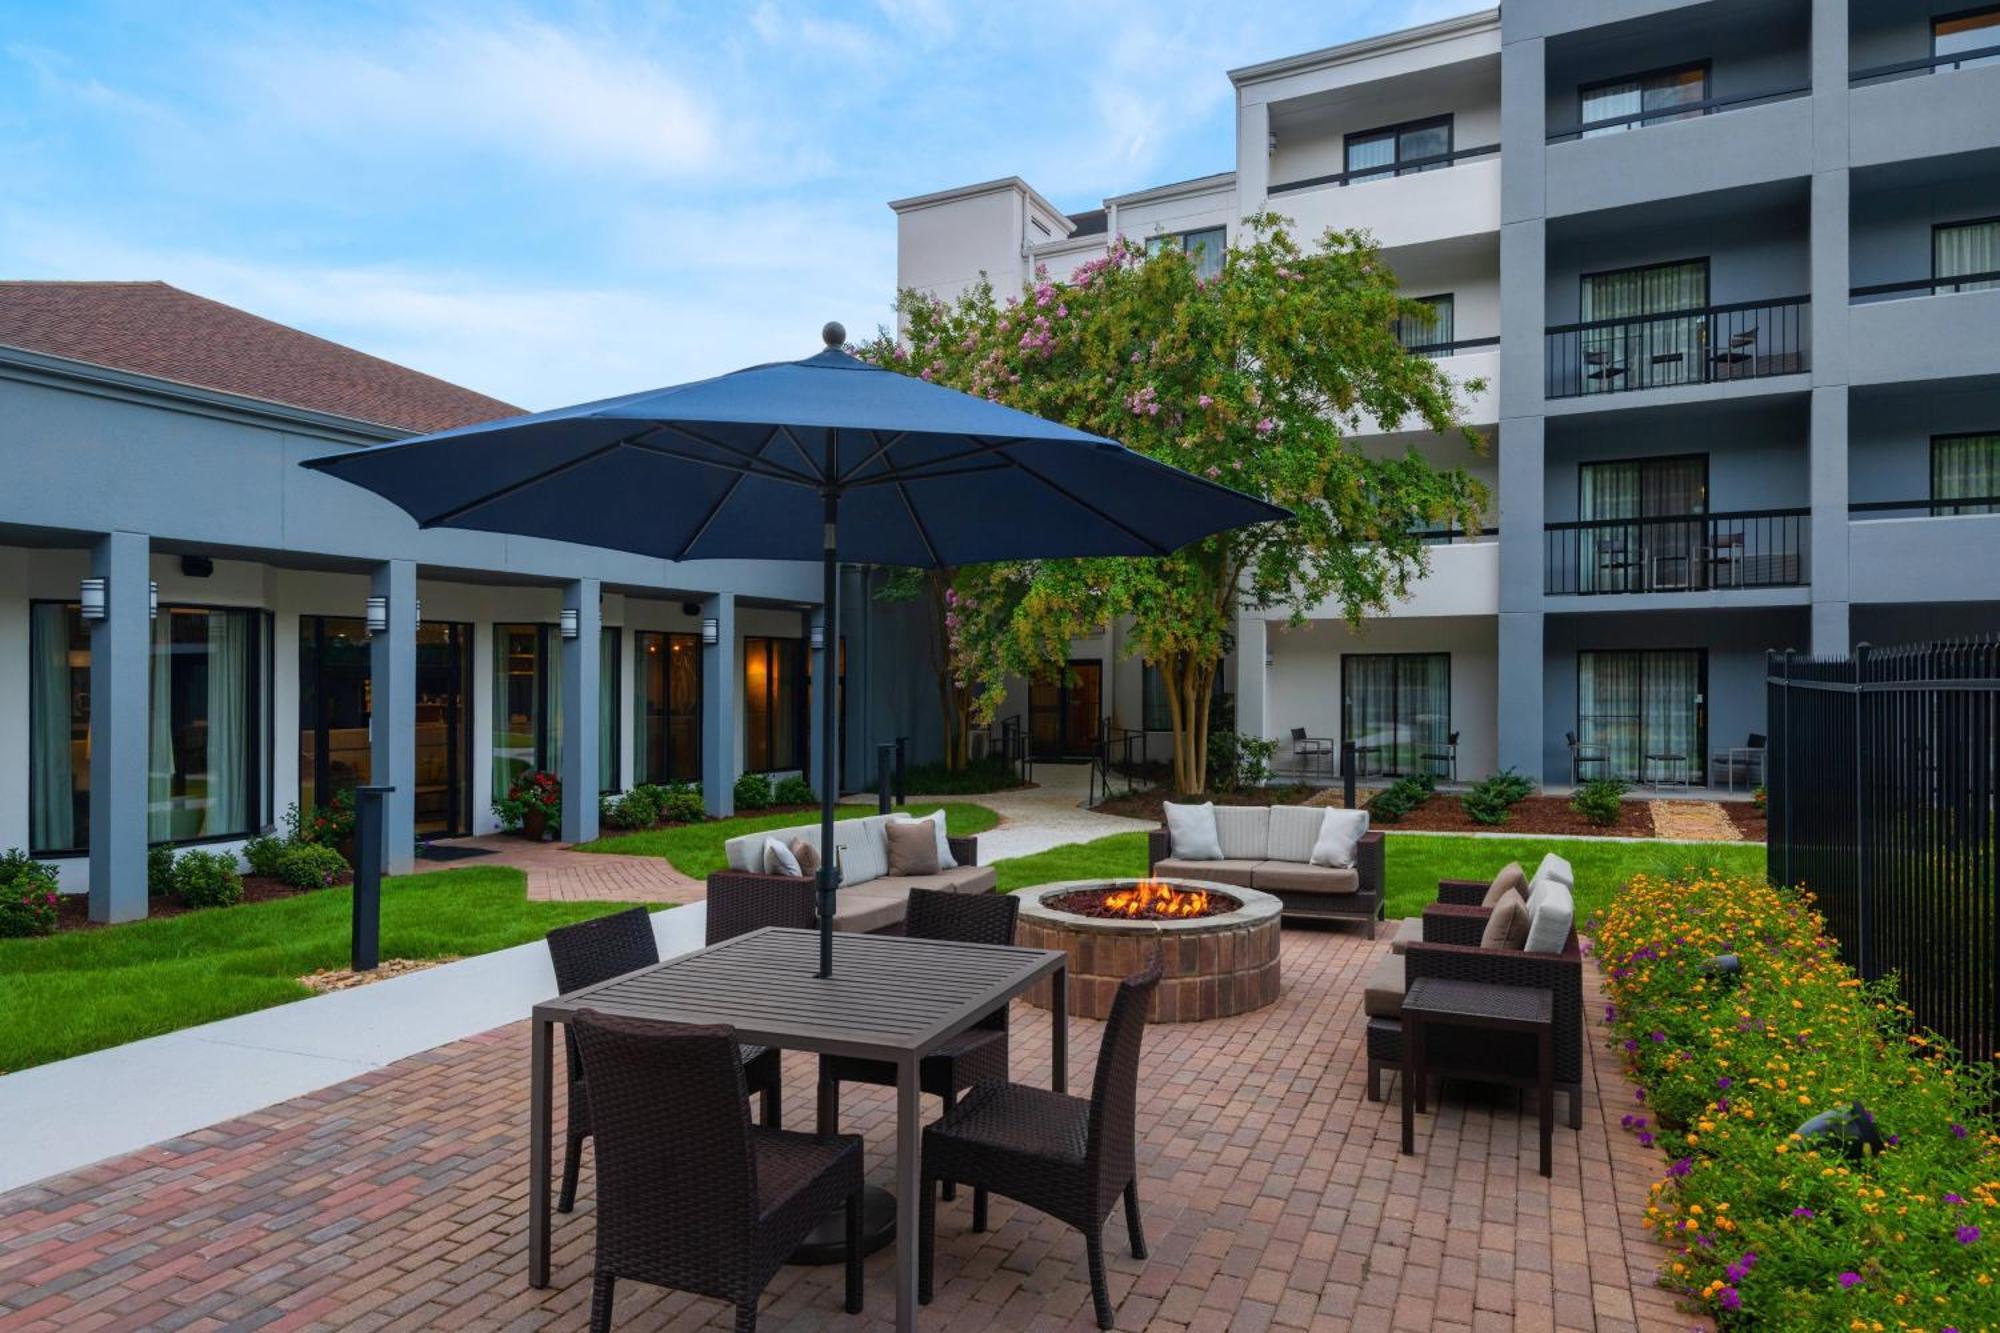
[305,324,1288,977]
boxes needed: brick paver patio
[439,835,704,904]
[0,927,1698,1332]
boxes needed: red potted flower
[495,770,562,840]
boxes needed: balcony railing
[1546,85,1811,143]
[1399,335,1500,360]
[1544,296,1809,399]
[1544,508,1810,595]
[1268,143,1499,196]
[1851,268,2000,303]
[1850,496,2000,519]
[1851,41,2000,86]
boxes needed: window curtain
[544,628,563,780]
[1580,462,1641,592]
[1582,67,1703,136]
[1397,119,1450,173]
[148,611,174,842]
[29,604,76,852]
[1581,81,1643,137]
[1934,435,2000,515]
[1142,664,1172,732]
[1183,227,1226,281]
[1344,132,1395,176]
[492,625,539,798]
[1935,220,2000,293]
[1393,656,1451,774]
[1578,652,1642,781]
[1397,295,1454,352]
[1341,655,1394,770]
[599,627,618,792]
[1582,261,1707,392]
[203,610,248,838]
[1642,651,1702,771]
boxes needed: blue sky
[0,0,1473,410]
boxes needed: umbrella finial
[822,321,846,348]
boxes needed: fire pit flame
[1102,878,1213,919]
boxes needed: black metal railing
[1851,269,2000,302]
[1399,335,1501,359]
[1544,296,1809,399]
[1268,142,1499,196]
[1851,496,2000,519]
[1543,508,1809,595]
[1414,523,1498,547]
[1767,639,2000,1070]
[1547,84,1811,143]
[995,714,1033,786]
[1087,721,1146,807]
[1851,42,2000,86]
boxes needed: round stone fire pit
[1013,879,1282,1023]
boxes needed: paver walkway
[0,926,1698,1332]
[436,834,704,903]
[882,762,1156,861]
[1644,801,1743,842]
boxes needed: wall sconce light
[365,595,389,636]
[701,616,720,646]
[414,598,423,629]
[809,624,826,650]
[149,581,158,622]
[79,577,107,622]
[1264,643,1275,667]
[559,607,580,639]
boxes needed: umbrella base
[787,1183,897,1265]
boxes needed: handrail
[1548,84,1811,142]
[1401,335,1501,358]
[1268,143,1499,196]
[1544,507,1810,595]
[1413,525,1498,542]
[1851,41,2000,84]
[1545,294,1809,337]
[1546,506,1810,531]
[1851,269,2000,299]
[1850,496,2000,515]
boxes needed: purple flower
[1635,1088,1646,1102]
[1958,1225,1981,1245]
[1952,1123,1968,1139]
[1254,417,1276,436]
[1838,1272,1861,1290]
[1716,1098,1731,1113]
[1946,1193,1965,1205]
[1649,1031,1667,1043]
[1623,1038,1639,1053]
[1669,1157,1692,1178]
[1717,1285,1741,1311]
[1716,1076,1733,1090]
[1792,1207,1815,1219]
[1637,1131,1654,1148]
[1604,1003,1617,1021]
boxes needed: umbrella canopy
[302,327,1287,563]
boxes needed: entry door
[636,631,702,784]
[413,624,472,836]
[1029,661,1103,757]
[1577,649,1706,783]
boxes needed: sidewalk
[864,761,1156,859]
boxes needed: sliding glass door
[1340,653,1450,776]
[28,603,92,855]
[1578,455,1709,591]
[1580,259,1709,392]
[1934,218,2000,293]
[1577,649,1706,783]
[1933,433,2000,516]
[634,631,702,784]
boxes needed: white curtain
[1935,221,2000,293]
[599,627,618,792]
[204,611,247,837]
[29,604,75,851]
[1582,261,1708,391]
[545,628,564,779]
[148,610,175,842]
[1934,434,2000,515]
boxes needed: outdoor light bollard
[877,742,895,815]
[351,785,393,973]
[1342,741,1358,811]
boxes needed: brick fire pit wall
[1012,880,1283,1023]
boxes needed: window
[1580,63,1707,137]
[599,627,620,794]
[1141,662,1224,733]
[1578,455,1708,593]
[28,603,91,855]
[1934,218,2000,294]
[1935,7,2000,71]
[1340,654,1449,777]
[1577,650,1705,784]
[493,623,555,796]
[1932,433,2000,516]
[634,631,702,784]
[1144,226,1227,281]
[1395,294,1455,354]
[1344,115,1452,180]
[744,636,803,772]
[1580,258,1709,392]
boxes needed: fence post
[351,785,392,973]
[1853,642,1871,980]
[1780,649,1794,890]
[894,736,907,807]
[876,742,894,816]
[1342,740,1357,811]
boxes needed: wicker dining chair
[546,908,784,1213]
[919,956,1164,1330]
[569,1012,863,1333]
[816,888,1020,1200]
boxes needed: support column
[701,592,738,817]
[1497,611,1546,784]
[807,604,829,796]
[1810,386,1851,656]
[88,531,149,923]
[561,578,601,844]
[370,560,418,875]
[1235,615,1269,742]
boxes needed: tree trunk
[926,571,965,771]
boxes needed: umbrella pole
[817,478,840,979]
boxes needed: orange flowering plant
[1598,873,2000,1328]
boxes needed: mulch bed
[53,872,351,932]
[1724,801,1768,842]
[1375,793,1660,839]
[300,957,457,993]
[1091,785,1320,823]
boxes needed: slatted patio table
[527,925,1069,1332]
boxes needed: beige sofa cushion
[1212,806,1271,861]
[1252,861,1360,895]
[830,885,911,934]
[1484,862,1528,908]
[1152,857,1259,888]
[1266,806,1323,863]
[1388,916,1424,955]
[1363,952,1405,1019]
[880,865,996,896]
[1480,894,1530,950]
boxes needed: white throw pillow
[762,836,802,877]
[1310,808,1370,868]
[1524,878,1575,954]
[891,809,957,869]
[1531,851,1575,892]
[1163,801,1223,860]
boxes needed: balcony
[1846,499,2000,604]
[1848,38,2000,165]
[1544,296,1808,400]
[1543,508,1809,597]
[1267,146,1500,251]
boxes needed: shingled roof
[0,281,522,434]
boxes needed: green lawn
[0,867,640,1073]
[579,803,1002,879]
[988,831,1767,925]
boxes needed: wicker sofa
[1146,805,1384,937]
[1361,862,1584,1128]
[705,813,994,940]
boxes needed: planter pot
[522,808,549,842]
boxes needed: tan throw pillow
[1482,862,1528,908]
[1479,893,1530,951]
[789,838,820,878]
[885,818,940,877]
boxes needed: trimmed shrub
[273,843,349,889]
[0,848,61,938]
[657,782,705,823]
[897,754,1022,795]
[771,774,816,807]
[147,844,177,898]
[1570,777,1628,826]
[1367,774,1434,823]
[1598,873,2000,1328]
[172,849,243,909]
[602,787,665,831]
[1460,768,1533,826]
[242,834,289,879]
[1208,731,1278,792]
[733,772,773,811]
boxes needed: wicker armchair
[547,909,784,1214]
[569,1012,863,1333]
[706,834,981,942]
[920,956,1163,1331]
[817,888,1019,1201]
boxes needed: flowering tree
[861,215,1486,792]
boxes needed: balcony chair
[1710,732,1767,792]
[919,957,1163,1331]
[1710,327,1758,378]
[546,909,785,1214]
[569,1011,863,1333]
[1566,731,1610,786]
[1703,530,1746,587]
[1419,731,1459,783]
[1289,726,1334,776]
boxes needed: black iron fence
[1767,640,2000,1065]
[1544,508,1809,595]
[1545,296,1809,399]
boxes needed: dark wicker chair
[569,1011,863,1333]
[706,834,981,941]
[816,888,1019,1199]
[546,908,784,1213]
[919,956,1163,1330]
